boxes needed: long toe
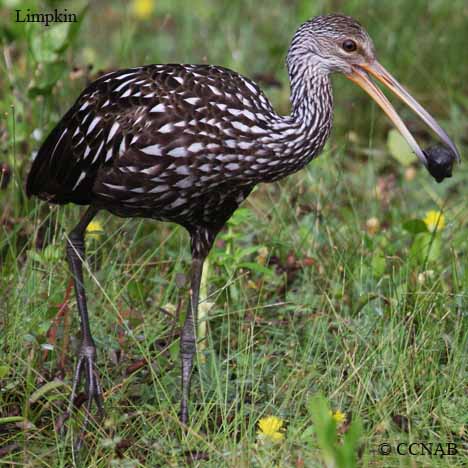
[76,354,105,444]
[63,345,105,450]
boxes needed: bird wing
[26,64,273,205]
[27,66,153,204]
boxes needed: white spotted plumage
[29,49,334,224]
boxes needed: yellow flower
[257,416,285,442]
[86,220,104,239]
[131,0,155,19]
[330,410,346,425]
[423,210,445,232]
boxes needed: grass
[1,0,467,466]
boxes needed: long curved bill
[346,61,460,167]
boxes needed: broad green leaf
[28,25,61,63]
[227,208,253,226]
[387,129,414,167]
[26,4,88,63]
[27,249,45,264]
[42,244,62,263]
[371,253,386,278]
[60,4,90,52]
[28,23,73,62]
[28,61,67,97]
[402,219,429,234]
[337,418,362,468]
[0,365,10,378]
[127,279,145,302]
[410,233,441,264]
[238,261,273,276]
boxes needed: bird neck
[259,61,334,182]
[290,62,333,124]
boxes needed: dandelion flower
[423,210,445,232]
[330,410,346,425]
[131,0,155,19]
[86,220,104,239]
[257,416,285,442]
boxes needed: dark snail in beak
[424,144,457,183]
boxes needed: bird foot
[60,344,105,450]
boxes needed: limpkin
[26,14,459,444]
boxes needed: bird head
[288,14,460,168]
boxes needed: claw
[60,343,105,450]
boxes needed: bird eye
[342,39,357,52]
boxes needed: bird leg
[180,256,204,425]
[64,206,104,449]
[180,228,214,425]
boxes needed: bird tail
[26,116,93,205]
